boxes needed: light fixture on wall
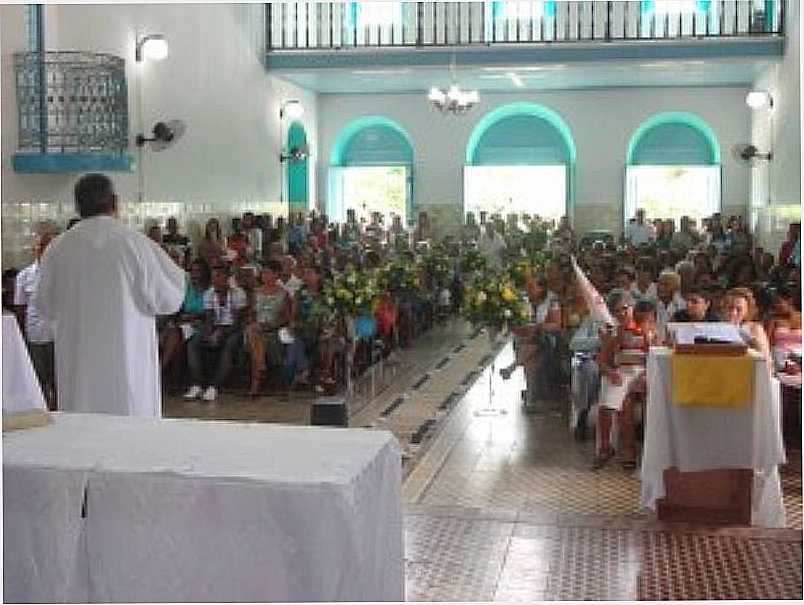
[746,90,773,110]
[427,54,479,116]
[280,144,309,164]
[135,34,169,62]
[280,99,304,121]
[278,100,307,162]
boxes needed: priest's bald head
[74,173,118,218]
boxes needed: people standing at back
[14,231,57,409]
[479,221,506,271]
[625,209,655,247]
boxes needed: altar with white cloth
[3,413,404,603]
[2,313,46,413]
[641,347,786,528]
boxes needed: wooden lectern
[656,327,752,524]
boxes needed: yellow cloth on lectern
[671,354,753,408]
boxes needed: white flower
[327,297,335,306]
[355,297,363,306]
[504,309,512,318]
[477,291,487,303]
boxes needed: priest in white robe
[35,174,185,417]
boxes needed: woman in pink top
[766,285,802,372]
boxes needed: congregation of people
[5,185,801,469]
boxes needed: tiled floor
[162,321,803,601]
[405,339,803,601]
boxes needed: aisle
[402,341,803,602]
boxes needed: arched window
[329,116,414,225]
[464,102,576,225]
[286,121,309,212]
[625,111,721,228]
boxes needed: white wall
[316,86,752,234]
[751,0,800,208]
[1,3,318,208]
[748,1,800,255]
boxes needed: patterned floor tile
[635,530,803,600]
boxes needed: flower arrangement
[527,249,552,279]
[461,271,531,331]
[422,252,454,289]
[379,258,422,295]
[459,248,487,274]
[321,265,381,315]
[505,258,534,288]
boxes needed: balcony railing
[266,1,784,51]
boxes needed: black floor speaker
[311,396,348,427]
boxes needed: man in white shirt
[35,174,185,417]
[14,231,57,408]
[478,222,507,271]
[625,209,655,247]
[654,269,686,338]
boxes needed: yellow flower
[501,287,517,302]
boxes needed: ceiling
[271,56,777,94]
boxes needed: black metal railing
[267,1,784,51]
[15,51,129,154]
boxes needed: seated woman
[631,263,657,302]
[185,265,248,402]
[723,287,772,363]
[594,291,661,470]
[245,260,290,396]
[374,292,397,356]
[197,218,226,267]
[288,267,331,390]
[160,259,211,378]
[764,284,802,373]
[226,218,251,267]
[567,293,603,440]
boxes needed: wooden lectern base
[657,467,753,525]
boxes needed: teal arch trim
[330,115,414,167]
[465,101,577,219]
[626,111,721,165]
[287,121,308,211]
[465,102,577,166]
[330,115,416,222]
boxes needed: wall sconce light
[746,90,773,110]
[280,99,304,121]
[136,34,169,62]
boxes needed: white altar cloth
[3,413,404,603]
[2,313,46,413]
[641,347,786,528]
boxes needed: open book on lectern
[666,322,745,346]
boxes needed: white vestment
[35,215,185,417]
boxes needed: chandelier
[427,54,479,115]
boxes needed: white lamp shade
[746,91,772,109]
[141,36,169,61]
[282,101,304,120]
